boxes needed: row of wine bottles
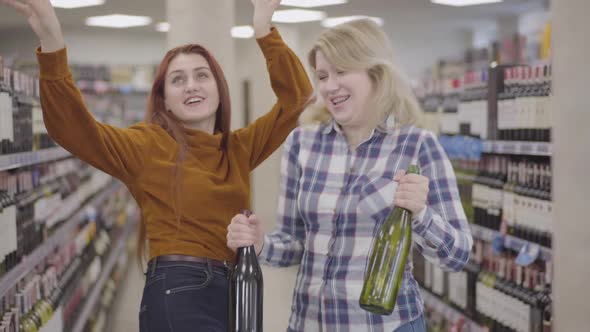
[0,185,132,332]
[1,57,54,156]
[498,64,552,142]
[415,237,553,332]
[471,155,552,247]
[417,61,552,142]
[0,158,112,278]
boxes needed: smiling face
[314,50,374,131]
[164,53,220,132]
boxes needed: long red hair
[137,44,231,265]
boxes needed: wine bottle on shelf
[532,163,549,246]
[512,160,525,240]
[11,70,34,154]
[545,64,552,142]
[498,67,514,141]
[502,161,518,236]
[472,156,489,229]
[525,267,545,332]
[491,156,506,231]
[540,262,553,332]
[359,165,419,315]
[229,209,264,332]
[542,164,553,248]
[1,56,15,155]
[523,66,534,142]
[525,162,538,243]
[531,66,543,142]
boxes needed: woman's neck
[184,117,216,134]
[342,124,374,151]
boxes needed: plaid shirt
[259,116,473,332]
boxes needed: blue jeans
[139,258,229,332]
[394,315,427,332]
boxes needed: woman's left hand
[393,169,430,216]
[251,0,280,38]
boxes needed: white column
[166,0,241,128]
[249,24,303,232]
[552,0,590,330]
[237,24,305,332]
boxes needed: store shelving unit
[0,147,71,171]
[0,181,123,299]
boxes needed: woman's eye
[172,76,185,84]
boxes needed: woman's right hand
[2,0,65,52]
[251,0,280,38]
[227,212,265,255]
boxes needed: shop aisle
[108,245,143,332]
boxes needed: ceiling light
[280,0,346,8]
[231,25,255,39]
[321,15,384,28]
[50,0,105,8]
[430,0,503,6]
[272,9,326,23]
[156,22,170,32]
[85,14,152,29]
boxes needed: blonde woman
[227,19,473,331]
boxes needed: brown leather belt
[152,254,234,270]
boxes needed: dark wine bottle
[229,209,263,332]
[359,165,419,315]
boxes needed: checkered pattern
[259,117,473,332]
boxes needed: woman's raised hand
[2,0,65,52]
[250,0,280,38]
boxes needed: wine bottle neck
[238,245,257,257]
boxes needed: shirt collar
[321,114,396,135]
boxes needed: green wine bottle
[359,165,420,315]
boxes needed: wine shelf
[0,147,71,171]
[470,224,552,261]
[0,181,122,298]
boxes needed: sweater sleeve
[37,47,152,183]
[412,132,474,272]
[233,27,313,171]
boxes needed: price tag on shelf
[537,144,551,154]
[520,142,533,154]
[515,242,540,266]
[491,233,505,255]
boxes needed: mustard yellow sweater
[36,28,312,262]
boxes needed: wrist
[254,23,272,38]
[412,205,427,221]
[40,36,65,53]
[255,233,266,256]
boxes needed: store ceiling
[0,0,546,33]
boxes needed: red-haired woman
[1,0,312,330]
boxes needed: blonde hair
[305,19,422,128]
